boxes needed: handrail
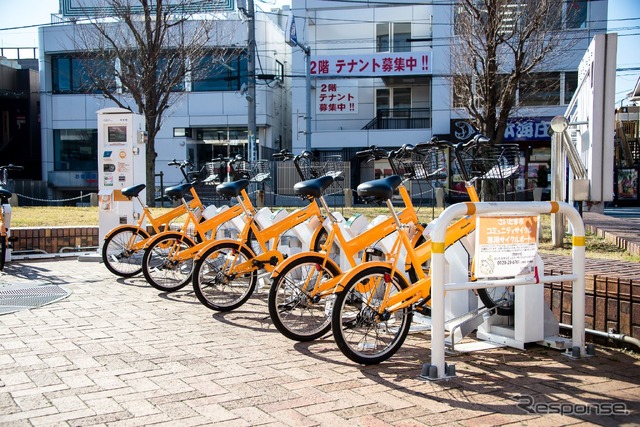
[426,201,586,380]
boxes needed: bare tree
[451,0,580,144]
[73,0,240,205]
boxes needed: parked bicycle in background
[0,164,23,271]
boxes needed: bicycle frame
[143,186,256,254]
[270,181,422,298]
[337,180,481,316]
[192,194,325,275]
[105,188,204,251]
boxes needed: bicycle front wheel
[142,233,196,292]
[269,254,341,342]
[477,286,515,316]
[102,226,150,277]
[331,266,413,365]
[192,241,257,311]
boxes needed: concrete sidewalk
[1,259,639,426]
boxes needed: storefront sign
[310,52,431,77]
[450,117,554,142]
[474,215,539,279]
[316,80,358,114]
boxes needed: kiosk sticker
[474,215,539,279]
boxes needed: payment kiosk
[97,108,147,247]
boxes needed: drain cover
[0,282,71,315]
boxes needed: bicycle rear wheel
[192,241,257,311]
[102,226,150,277]
[269,254,341,341]
[331,266,413,365]
[142,233,196,292]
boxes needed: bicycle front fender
[192,238,255,261]
[103,224,150,241]
[338,261,394,291]
[270,251,339,280]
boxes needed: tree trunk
[145,119,157,206]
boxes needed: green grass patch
[10,205,639,262]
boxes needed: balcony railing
[362,108,431,130]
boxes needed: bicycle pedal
[414,305,431,316]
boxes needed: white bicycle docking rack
[420,201,590,381]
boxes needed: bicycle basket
[297,157,327,180]
[460,144,520,181]
[232,160,253,180]
[250,160,271,183]
[391,147,447,181]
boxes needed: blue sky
[0,0,639,104]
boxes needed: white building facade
[39,1,291,197]
[289,0,608,198]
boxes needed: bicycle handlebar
[415,133,493,182]
[416,133,491,152]
[0,164,24,171]
[355,146,389,161]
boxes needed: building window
[53,129,98,171]
[454,1,588,34]
[157,55,185,92]
[376,22,411,53]
[52,55,114,94]
[564,71,578,104]
[519,72,560,106]
[276,60,284,82]
[192,51,248,92]
[566,0,588,29]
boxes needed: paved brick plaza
[1,259,639,426]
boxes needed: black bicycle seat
[121,184,146,198]
[216,179,250,198]
[165,183,193,200]
[294,175,334,199]
[357,175,402,200]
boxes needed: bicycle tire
[331,266,413,365]
[102,226,150,277]
[0,235,6,271]
[142,232,196,292]
[268,254,341,341]
[477,286,515,316]
[192,241,257,311]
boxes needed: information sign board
[474,215,539,279]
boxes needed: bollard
[344,188,353,208]
[9,194,18,207]
[257,190,265,208]
[435,188,444,208]
[90,193,98,207]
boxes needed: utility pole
[247,0,257,162]
[285,11,311,152]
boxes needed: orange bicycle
[143,151,327,296]
[330,135,520,364]
[190,152,333,312]
[101,160,207,277]
[267,144,434,341]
